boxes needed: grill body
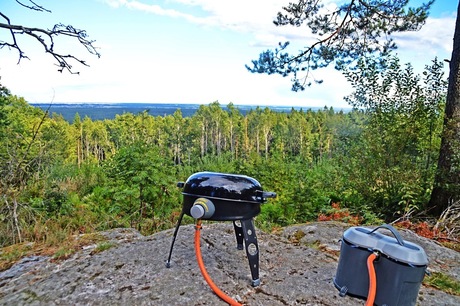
[166,171,275,287]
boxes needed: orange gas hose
[194,220,243,306]
[365,253,378,306]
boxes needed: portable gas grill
[165,171,276,287]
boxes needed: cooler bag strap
[365,224,404,305]
[365,252,379,306]
[369,223,405,246]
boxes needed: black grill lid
[182,171,266,203]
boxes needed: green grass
[91,241,116,254]
[424,272,460,296]
[0,232,109,271]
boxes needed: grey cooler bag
[334,224,428,306]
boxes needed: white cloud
[393,15,456,56]
[94,0,457,106]
[2,0,456,108]
[101,0,456,55]
[101,0,312,46]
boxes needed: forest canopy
[0,56,450,248]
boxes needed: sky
[0,0,457,108]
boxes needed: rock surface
[0,221,458,305]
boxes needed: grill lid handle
[262,191,276,199]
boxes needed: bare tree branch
[0,2,100,73]
[15,0,51,13]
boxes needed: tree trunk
[264,127,270,159]
[229,120,235,158]
[200,123,206,158]
[256,129,260,155]
[428,2,460,216]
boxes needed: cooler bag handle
[369,223,405,246]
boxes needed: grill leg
[233,220,244,250]
[241,218,260,287]
[165,211,184,268]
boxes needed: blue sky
[0,0,457,108]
